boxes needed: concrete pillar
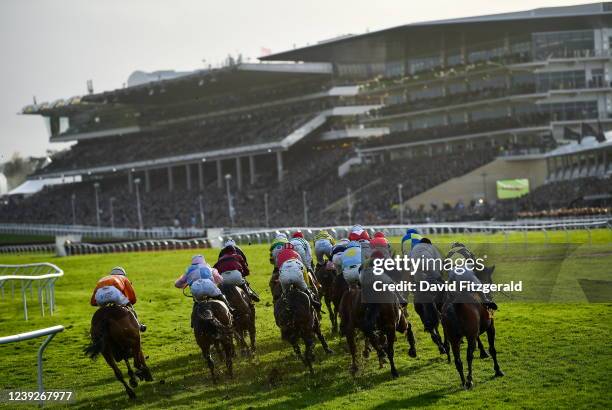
[198,162,204,190]
[249,155,256,184]
[276,151,284,183]
[145,169,151,193]
[216,160,223,188]
[185,164,192,191]
[236,157,243,190]
[168,166,174,192]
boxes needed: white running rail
[0,325,65,402]
[0,263,63,321]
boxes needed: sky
[0,0,593,161]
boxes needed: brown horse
[274,285,333,374]
[314,263,340,333]
[192,299,235,383]
[84,305,153,399]
[440,291,504,389]
[220,283,256,357]
[339,285,416,378]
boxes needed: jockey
[402,228,423,255]
[348,225,370,242]
[290,232,314,272]
[370,231,392,258]
[278,258,321,311]
[90,267,146,332]
[446,243,498,310]
[341,240,364,284]
[331,238,350,274]
[174,257,233,310]
[409,238,444,282]
[314,230,335,267]
[219,239,248,266]
[269,233,289,268]
[276,242,303,270]
[213,246,260,302]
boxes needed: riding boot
[241,280,260,302]
[480,293,498,310]
[127,304,147,332]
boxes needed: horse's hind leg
[202,343,217,383]
[487,321,504,377]
[103,352,135,399]
[477,336,490,359]
[303,335,315,375]
[346,327,359,376]
[315,321,333,354]
[222,339,234,379]
[124,359,138,388]
[450,339,466,388]
[248,315,256,355]
[133,348,153,382]
[325,296,337,334]
[406,321,417,358]
[385,330,399,378]
[465,337,476,389]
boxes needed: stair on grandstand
[405,154,548,210]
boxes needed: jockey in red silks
[348,225,371,242]
[370,231,393,258]
[214,244,260,302]
[276,242,303,270]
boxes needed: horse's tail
[84,315,107,360]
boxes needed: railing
[0,325,65,403]
[0,223,204,240]
[222,218,612,245]
[0,263,64,320]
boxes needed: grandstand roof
[22,63,333,115]
[260,2,612,62]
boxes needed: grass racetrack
[1,230,611,409]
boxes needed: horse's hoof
[391,369,399,378]
[495,370,505,377]
[465,380,474,390]
[480,351,490,359]
[408,348,417,358]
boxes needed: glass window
[532,30,594,60]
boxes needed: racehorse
[314,262,340,333]
[274,285,333,374]
[192,298,235,383]
[220,283,256,357]
[84,305,153,399]
[440,265,504,389]
[339,285,417,378]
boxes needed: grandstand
[2,2,612,229]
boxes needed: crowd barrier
[0,325,65,402]
[0,263,63,320]
[0,218,610,256]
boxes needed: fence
[0,263,64,320]
[0,325,65,403]
[0,218,610,256]
[0,223,204,240]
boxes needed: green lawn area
[0,229,611,409]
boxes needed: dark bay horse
[441,291,504,389]
[314,262,340,333]
[339,285,416,378]
[220,283,256,357]
[192,299,235,382]
[274,285,333,374]
[84,305,153,399]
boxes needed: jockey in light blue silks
[402,228,423,255]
